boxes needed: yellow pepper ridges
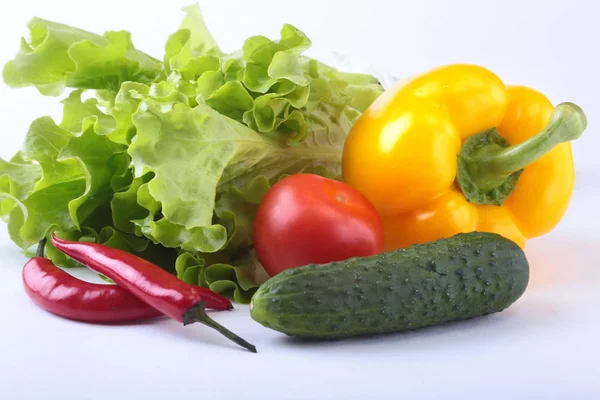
[342,64,586,250]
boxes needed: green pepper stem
[473,102,587,180]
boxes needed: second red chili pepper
[51,233,256,353]
[23,240,164,323]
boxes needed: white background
[0,1,599,399]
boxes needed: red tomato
[253,173,384,277]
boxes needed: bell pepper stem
[474,102,587,180]
[457,102,587,205]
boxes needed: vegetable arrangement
[1,4,588,352]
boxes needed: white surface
[1,1,599,399]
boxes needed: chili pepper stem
[472,102,586,185]
[36,238,47,258]
[183,301,257,353]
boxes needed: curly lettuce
[0,3,384,303]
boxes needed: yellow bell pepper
[342,64,587,250]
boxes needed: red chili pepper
[23,241,164,323]
[51,233,256,353]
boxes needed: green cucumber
[250,232,529,338]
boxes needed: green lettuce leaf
[164,3,221,77]
[60,90,116,135]
[0,153,42,219]
[127,96,346,251]
[205,81,254,121]
[215,175,271,250]
[111,176,149,234]
[21,117,81,191]
[1,3,384,303]
[1,110,125,248]
[59,127,125,228]
[178,3,222,56]
[20,179,86,245]
[3,18,163,95]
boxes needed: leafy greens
[0,3,384,303]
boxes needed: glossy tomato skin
[253,174,384,277]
